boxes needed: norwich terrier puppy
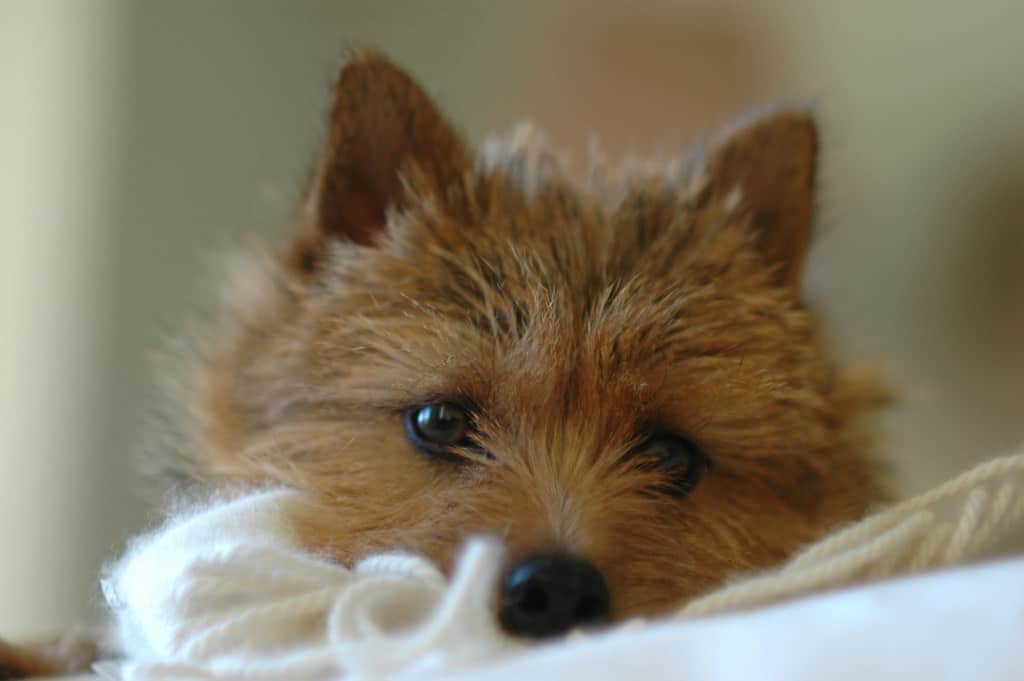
[1,51,886,675]
[178,51,886,634]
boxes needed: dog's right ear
[293,52,469,272]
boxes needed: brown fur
[1,50,889,676]
[0,633,99,678]
[174,52,887,618]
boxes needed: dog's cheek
[284,457,478,567]
[574,471,801,618]
[583,508,720,617]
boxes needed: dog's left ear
[702,109,817,289]
[294,52,469,271]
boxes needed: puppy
[1,51,886,674]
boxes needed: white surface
[53,555,1024,681]
[99,488,1024,681]
[97,446,1024,675]
[102,449,1024,681]
[101,490,514,681]
[416,556,1024,681]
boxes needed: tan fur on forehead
[159,56,888,618]
[172,143,884,585]
[477,122,716,207]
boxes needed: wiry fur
[156,53,889,620]
[0,51,894,679]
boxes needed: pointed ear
[703,109,817,288]
[294,52,469,271]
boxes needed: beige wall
[795,1,1024,497]
[2,1,1021,635]
[0,0,122,636]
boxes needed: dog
[1,51,887,675]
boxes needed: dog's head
[172,53,886,636]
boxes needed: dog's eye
[631,434,706,497]
[404,402,472,458]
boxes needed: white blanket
[425,556,1024,681]
[97,448,1024,681]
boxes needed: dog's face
[174,54,885,635]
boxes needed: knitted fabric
[98,446,1024,681]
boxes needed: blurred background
[1,0,1021,636]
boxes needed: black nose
[498,553,611,638]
